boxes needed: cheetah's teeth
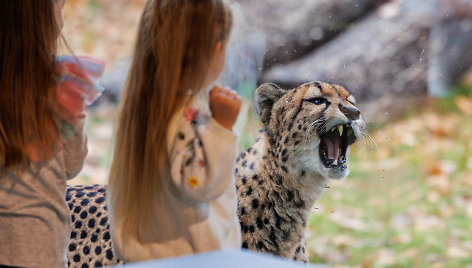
[338,125,343,136]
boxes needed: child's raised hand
[209,85,242,131]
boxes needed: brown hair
[0,0,60,168]
[108,0,233,241]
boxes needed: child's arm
[54,56,104,180]
[169,86,241,204]
[62,115,88,180]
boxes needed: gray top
[0,123,88,268]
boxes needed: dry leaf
[447,246,469,259]
[455,96,472,115]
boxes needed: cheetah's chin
[318,123,356,171]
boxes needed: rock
[236,0,387,68]
[261,0,472,122]
[98,0,389,102]
[428,0,472,96]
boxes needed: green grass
[231,82,472,267]
[303,83,472,267]
[434,84,472,113]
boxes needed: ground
[306,84,472,267]
[69,83,472,267]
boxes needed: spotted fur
[66,185,123,267]
[66,82,365,266]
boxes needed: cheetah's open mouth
[319,124,356,169]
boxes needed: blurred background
[64,0,472,267]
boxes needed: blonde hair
[0,0,61,169]
[108,0,233,241]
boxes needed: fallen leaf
[447,246,469,259]
[456,96,472,115]
[332,234,355,247]
[374,249,396,266]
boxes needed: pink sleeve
[54,55,105,126]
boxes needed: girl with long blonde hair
[107,0,241,262]
[0,0,104,266]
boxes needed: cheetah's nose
[339,104,360,121]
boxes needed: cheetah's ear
[255,83,287,125]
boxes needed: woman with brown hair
[107,0,242,262]
[0,0,104,266]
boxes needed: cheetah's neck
[261,133,328,195]
[259,132,329,227]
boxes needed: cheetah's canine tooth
[330,125,343,136]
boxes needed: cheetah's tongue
[322,137,340,161]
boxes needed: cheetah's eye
[308,97,328,105]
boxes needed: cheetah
[235,82,365,262]
[66,82,366,267]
